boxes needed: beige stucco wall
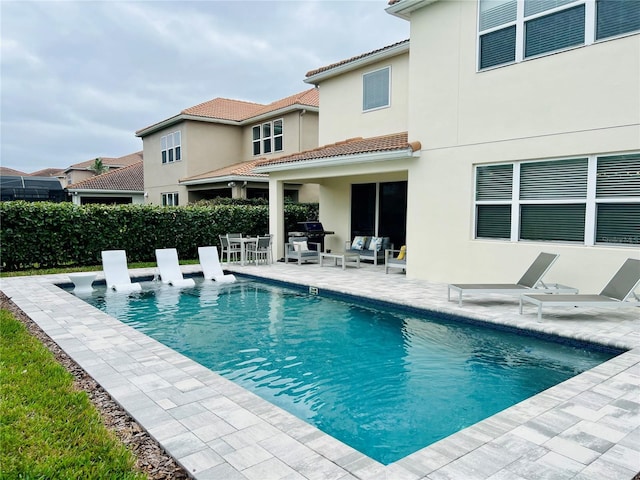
[317,54,409,145]
[142,126,189,205]
[184,121,243,175]
[404,0,640,292]
[143,111,319,205]
[241,111,319,159]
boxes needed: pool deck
[1,262,638,480]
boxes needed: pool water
[78,279,617,465]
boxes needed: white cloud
[0,0,408,172]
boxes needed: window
[363,67,390,111]
[161,192,179,206]
[478,0,640,70]
[161,131,181,164]
[252,119,283,156]
[474,153,640,245]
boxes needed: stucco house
[63,152,142,186]
[135,88,320,206]
[66,160,144,205]
[256,0,639,293]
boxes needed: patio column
[269,179,285,260]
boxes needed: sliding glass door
[351,181,407,248]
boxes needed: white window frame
[362,66,391,112]
[161,192,179,206]
[474,153,640,246]
[252,119,283,156]
[477,0,639,71]
[161,131,182,164]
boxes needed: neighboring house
[63,152,143,186]
[135,88,320,206]
[256,0,640,293]
[0,167,28,176]
[66,161,144,205]
[29,168,64,178]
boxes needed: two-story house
[63,152,142,187]
[135,88,319,206]
[256,0,639,292]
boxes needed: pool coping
[1,264,638,480]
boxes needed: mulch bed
[0,292,191,479]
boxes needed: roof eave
[254,148,419,173]
[136,114,240,138]
[240,105,319,125]
[386,0,438,20]
[304,42,410,85]
[66,189,143,194]
[180,175,268,186]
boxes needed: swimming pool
[77,278,619,465]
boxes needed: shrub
[0,201,318,271]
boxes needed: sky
[0,0,409,173]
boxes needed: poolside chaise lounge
[155,248,196,287]
[101,250,142,292]
[520,258,640,321]
[198,246,236,283]
[448,252,577,306]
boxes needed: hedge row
[0,201,318,271]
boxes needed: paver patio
[1,261,638,480]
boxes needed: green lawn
[0,309,146,479]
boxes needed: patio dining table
[228,236,257,266]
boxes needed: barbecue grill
[289,221,335,252]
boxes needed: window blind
[524,0,576,17]
[476,164,513,200]
[520,204,586,241]
[525,4,585,58]
[596,154,640,198]
[520,158,588,199]
[596,203,640,245]
[363,68,390,111]
[476,205,512,238]
[479,0,517,30]
[596,0,640,40]
[480,26,517,69]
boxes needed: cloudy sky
[1,0,409,173]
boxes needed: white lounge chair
[155,248,196,287]
[448,252,577,306]
[198,246,236,283]
[520,258,640,321]
[101,250,142,292]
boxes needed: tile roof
[67,151,143,171]
[29,168,64,177]
[182,98,265,122]
[305,40,410,78]
[182,88,319,122]
[137,89,319,135]
[256,132,420,168]
[181,159,268,183]
[67,161,144,191]
[0,167,28,176]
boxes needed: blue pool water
[76,278,617,465]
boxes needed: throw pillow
[351,236,366,250]
[368,237,383,251]
[396,245,406,260]
[293,240,309,252]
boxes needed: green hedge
[0,201,318,271]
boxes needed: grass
[0,309,146,479]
